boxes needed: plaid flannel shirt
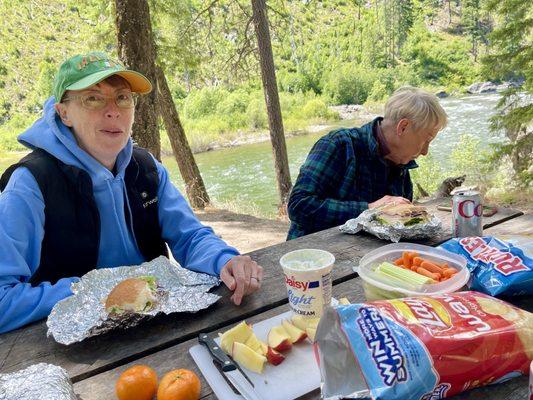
[287,117,417,240]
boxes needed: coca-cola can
[452,190,483,237]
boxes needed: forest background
[0,0,531,220]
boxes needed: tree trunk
[155,66,210,209]
[115,0,161,160]
[251,0,292,211]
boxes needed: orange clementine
[115,365,158,400]
[157,369,201,400]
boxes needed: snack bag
[316,291,533,400]
[438,236,532,296]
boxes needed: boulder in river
[467,81,498,94]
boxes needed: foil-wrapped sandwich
[340,203,442,242]
[47,256,220,345]
[0,363,77,400]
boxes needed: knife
[199,333,263,400]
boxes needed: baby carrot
[412,257,424,267]
[394,257,404,266]
[403,251,411,269]
[416,267,440,281]
[442,268,458,278]
[420,261,444,274]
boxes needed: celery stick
[365,269,421,292]
[375,262,436,285]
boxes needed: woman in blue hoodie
[0,52,263,334]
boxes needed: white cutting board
[189,310,321,400]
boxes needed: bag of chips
[438,236,532,296]
[316,291,533,400]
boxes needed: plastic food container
[355,243,470,301]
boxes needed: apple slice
[306,327,317,342]
[291,315,320,331]
[232,342,267,374]
[339,297,351,305]
[260,341,268,355]
[219,321,253,354]
[282,320,307,344]
[266,346,286,366]
[245,332,268,356]
[267,325,292,352]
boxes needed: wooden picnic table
[0,203,529,400]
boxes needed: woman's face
[55,79,135,169]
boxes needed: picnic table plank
[483,213,532,236]
[0,203,523,383]
[73,278,532,400]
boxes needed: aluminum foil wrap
[0,363,77,400]
[47,256,220,345]
[339,208,442,242]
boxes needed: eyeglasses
[62,91,138,110]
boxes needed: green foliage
[183,87,229,119]
[481,0,532,187]
[0,0,509,157]
[323,64,377,105]
[412,134,497,199]
[410,153,445,198]
[301,99,333,120]
[0,113,35,151]
[401,21,482,87]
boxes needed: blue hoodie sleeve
[0,167,77,334]
[155,159,240,276]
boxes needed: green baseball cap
[52,51,152,102]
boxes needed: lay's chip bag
[438,236,532,296]
[316,292,533,400]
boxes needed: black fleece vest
[0,147,168,285]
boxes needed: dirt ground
[196,208,290,253]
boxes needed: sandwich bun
[379,203,427,216]
[105,276,157,315]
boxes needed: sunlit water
[162,93,505,217]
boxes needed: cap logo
[76,54,121,70]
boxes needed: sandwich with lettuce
[373,203,430,227]
[105,276,158,315]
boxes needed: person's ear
[54,103,73,127]
[396,118,410,136]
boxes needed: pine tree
[483,0,532,186]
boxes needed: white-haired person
[287,87,448,239]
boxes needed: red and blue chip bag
[316,291,533,400]
[438,236,532,296]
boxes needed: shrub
[182,87,229,119]
[246,98,268,130]
[322,64,376,105]
[301,98,335,120]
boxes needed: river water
[163,93,505,218]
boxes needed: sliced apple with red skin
[244,332,268,356]
[266,346,286,366]
[267,325,292,352]
[281,319,307,343]
[232,342,267,374]
[219,321,253,354]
